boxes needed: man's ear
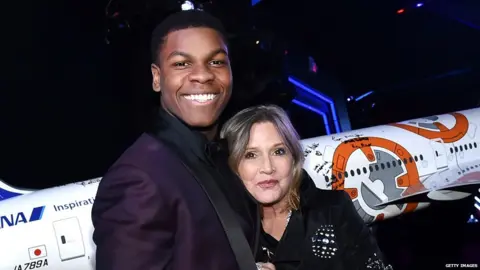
[151,64,161,92]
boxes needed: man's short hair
[150,10,228,64]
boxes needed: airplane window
[350,170,355,176]
[363,167,367,174]
[380,163,385,170]
[344,171,349,178]
[392,161,397,167]
[386,162,391,168]
[398,159,402,165]
[409,157,414,163]
[460,145,463,151]
[403,158,408,164]
[324,175,329,182]
[455,146,458,152]
[450,148,454,154]
[469,143,473,149]
[338,172,343,179]
[435,151,439,157]
[414,156,418,162]
[464,144,468,150]
[356,168,361,175]
[369,166,373,172]
[375,164,379,171]
[420,155,424,160]
[474,142,477,148]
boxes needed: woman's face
[237,121,295,206]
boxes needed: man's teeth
[184,94,217,102]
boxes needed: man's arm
[339,191,393,270]
[92,165,175,270]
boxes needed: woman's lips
[257,180,279,189]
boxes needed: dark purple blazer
[91,133,243,270]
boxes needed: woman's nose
[260,157,275,174]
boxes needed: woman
[220,105,392,270]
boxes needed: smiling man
[91,10,260,270]
[151,26,230,135]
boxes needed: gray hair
[220,104,304,210]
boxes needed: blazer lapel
[271,212,304,268]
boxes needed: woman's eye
[274,148,286,155]
[244,152,256,159]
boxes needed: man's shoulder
[112,133,179,171]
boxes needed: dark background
[1,0,479,269]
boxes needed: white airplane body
[0,179,99,270]
[1,107,480,269]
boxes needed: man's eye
[210,60,225,66]
[173,62,189,67]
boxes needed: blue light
[416,3,423,7]
[292,99,331,135]
[355,90,374,102]
[288,77,341,133]
[251,0,262,6]
[467,214,478,223]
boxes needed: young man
[91,10,262,270]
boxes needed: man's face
[151,27,232,128]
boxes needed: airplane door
[52,217,86,261]
[429,139,448,170]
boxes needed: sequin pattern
[261,246,274,261]
[365,253,393,269]
[311,225,338,259]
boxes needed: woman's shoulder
[305,189,353,211]
[300,171,353,209]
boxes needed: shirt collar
[150,107,226,162]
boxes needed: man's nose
[189,65,215,83]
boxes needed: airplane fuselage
[0,179,99,270]
[302,109,480,222]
